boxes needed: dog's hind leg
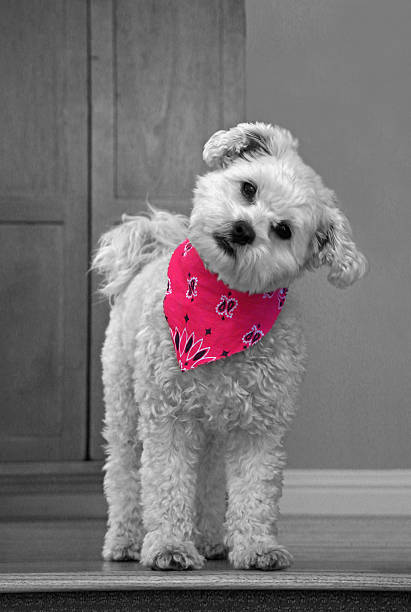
[101,316,144,561]
[194,432,227,560]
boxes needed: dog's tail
[92,205,189,301]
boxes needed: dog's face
[189,122,368,293]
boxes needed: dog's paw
[248,546,293,570]
[102,540,141,562]
[141,533,205,570]
[229,540,293,571]
[152,548,204,571]
[197,541,228,560]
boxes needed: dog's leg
[103,439,143,561]
[101,318,144,561]
[224,429,292,570]
[139,416,205,570]
[194,432,227,560]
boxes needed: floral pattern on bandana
[170,326,215,370]
[215,294,238,320]
[278,288,288,309]
[242,324,264,347]
[164,240,287,371]
[186,275,198,301]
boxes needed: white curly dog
[93,122,368,571]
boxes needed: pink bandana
[163,240,288,371]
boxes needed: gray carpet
[1,590,411,612]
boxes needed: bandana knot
[163,240,287,371]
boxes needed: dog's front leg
[225,429,293,570]
[139,416,205,570]
[194,432,227,560]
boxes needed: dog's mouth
[213,233,236,258]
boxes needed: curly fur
[203,122,299,169]
[93,122,368,571]
[93,206,188,301]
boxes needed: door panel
[0,0,88,460]
[0,225,64,438]
[115,0,221,198]
[90,0,245,458]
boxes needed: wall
[246,0,411,468]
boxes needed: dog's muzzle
[230,220,256,245]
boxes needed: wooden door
[90,0,245,458]
[0,0,88,460]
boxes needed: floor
[1,516,411,591]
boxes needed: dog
[93,122,368,570]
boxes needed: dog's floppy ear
[203,122,298,169]
[310,192,369,288]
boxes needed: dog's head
[189,122,368,293]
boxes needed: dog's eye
[273,222,292,240]
[241,181,257,202]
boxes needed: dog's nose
[231,220,256,245]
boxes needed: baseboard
[0,462,105,520]
[0,464,410,519]
[282,470,411,515]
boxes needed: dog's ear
[203,122,298,169]
[309,192,369,288]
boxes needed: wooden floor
[1,516,411,592]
